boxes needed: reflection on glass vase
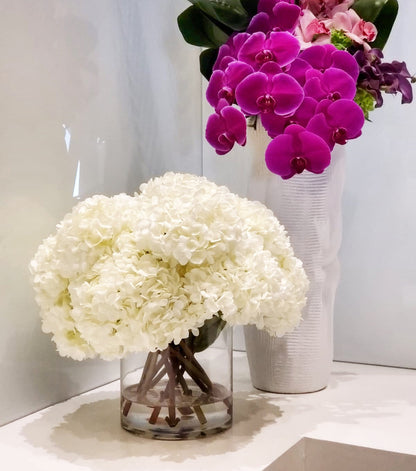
[120,318,233,440]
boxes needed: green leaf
[200,47,219,80]
[188,0,252,31]
[241,0,259,17]
[352,0,398,50]
[178,6,230,48]
[371,0,399,50]
[185,315,227,353]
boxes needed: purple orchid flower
[265,124,331,179]
[300,44,359,81]
[285,58,312,85]
[206,61,254,107]
[261,96,318,138]
[213,33,250,72]
[247,1,301,35]
[205,99,247,155]
[238,31,301,70]
[257,0,297,16]
[307,99,365,149]
[235,63,304,116]
[355,48,414,107]
[304,67,357,102]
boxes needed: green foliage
[200,47,220,80]
[185,314,227,353]
[178,0,260,78]
[331,30,353,50]
[177,6,230,48]
[240,0,260,17]
[187,0,254,30]
[352,0,399,49]
[354,87,376,120]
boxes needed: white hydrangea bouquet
[30,172,308,436]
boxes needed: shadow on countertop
[22,388,282,466]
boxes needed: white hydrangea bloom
[30,172,309,360]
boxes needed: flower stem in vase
[120,318,233,439]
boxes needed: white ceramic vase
[243,126,346,393]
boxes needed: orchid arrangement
[30,173,308,361]
[178,0,414,179]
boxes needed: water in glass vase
[120,323,233,440]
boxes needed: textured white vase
[243,126,346,393]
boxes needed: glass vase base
[121,382,232,440]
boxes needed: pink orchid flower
[294,9,331,49]
[325,9,377,48]
[300,0,354,18]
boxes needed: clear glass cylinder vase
[120,323,233,440]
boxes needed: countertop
[1,353,416,470]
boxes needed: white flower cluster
[30,173,309,360]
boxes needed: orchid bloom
[235,62,304,116]
[238,31,301,70]
[300,44,359,81]
[206,61,253,107]
[247,1,301,35]
[304,67,356,102]
[205,100,247,155]
[213,33,250,72]
[261,96,318,138]
[265,124,331,179]
[307,99,365,149]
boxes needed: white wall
[334,2,416,368]
[0,0,201,425]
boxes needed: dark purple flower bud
[355,48,414,107]
[236,69,304,116]
[205,100,247,155]
[265,124,331,179]
[307,99,364,149]
[206,61,254,107]
[238,31,301,69]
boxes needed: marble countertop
[1,353,416,470]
